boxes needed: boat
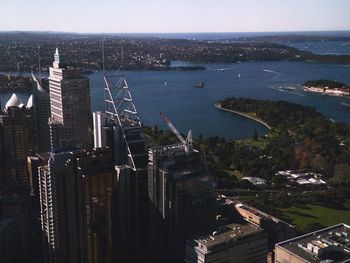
[341,102,350,108]
[194,81,204,88]
[278,86,296,92]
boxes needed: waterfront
[1,60,350,139]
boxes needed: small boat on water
[194,81,205,88]
[341,102,350,108]
[278,86,296,92]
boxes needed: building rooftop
[5,93,20,109]
[192,222,263,254]
[277,223,350,263]
[235,202,294,227]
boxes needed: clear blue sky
[1,0,350,33]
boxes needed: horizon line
[1,29,350,35]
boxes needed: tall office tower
[31,73,51,152]
[148,144,216,263]
[100,75,149,262]
[0,93,37,188]
[38,148,116,263]
[48,48,92,149]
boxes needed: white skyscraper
[49,48,92,149]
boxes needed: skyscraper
[148,143,216,263]
[39,148,116,263]
[31,72,51,152]
[48,48,92,149]
[0,93,36,188]
[94,74,150,262]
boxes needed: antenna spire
[101,37,105,74]
[38,45,42,85]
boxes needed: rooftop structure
[276,170,327,187]
[5,93,21,109]
[185,222,267,263]
[242,176,267,186]
[275,223,350,263]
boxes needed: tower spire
[53,48,60,68]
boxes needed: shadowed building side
[148,144,216,263]
[38,148,116,263]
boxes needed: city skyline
[1,0,350,33]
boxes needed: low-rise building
[185,222,267,263]
[235,203,296,249]
[275,223,350,263]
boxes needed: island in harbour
[302,79,350,98]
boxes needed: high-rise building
[185,223,268,263]
[31,73,51,152]
[0,93,36,188]
[38,148,116,263]
[95,75,150,263]
[275,223,350,263]
[148,143,216,263]
[48,48,92,149]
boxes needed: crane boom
[160,112,186,144]
[160,112,193,154]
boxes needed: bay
[2,60,350,139]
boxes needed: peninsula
[214,103,271,129]
[302,79,350,98]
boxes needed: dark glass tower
[148,144,216,263]
[38,148,116,263]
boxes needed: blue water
[126,31,350,41]
[1,40,350,139]
[89,61,350,139]
[284,41,350,55]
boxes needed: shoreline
[302,86,350,99]
[214,103,272,130]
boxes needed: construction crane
[160,112,193,154]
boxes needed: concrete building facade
[49,48,92,149]
[185,223,268,263]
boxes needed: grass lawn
[236,137,270,149]
[282,204,350,231]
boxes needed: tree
[252,129,258,141]
[333,163,350,184]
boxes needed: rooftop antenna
[38,45,42,86]
[116,41,124,74]
[101,37,105,75]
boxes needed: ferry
[194,81,205,88]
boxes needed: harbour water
[1,58,350,140]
